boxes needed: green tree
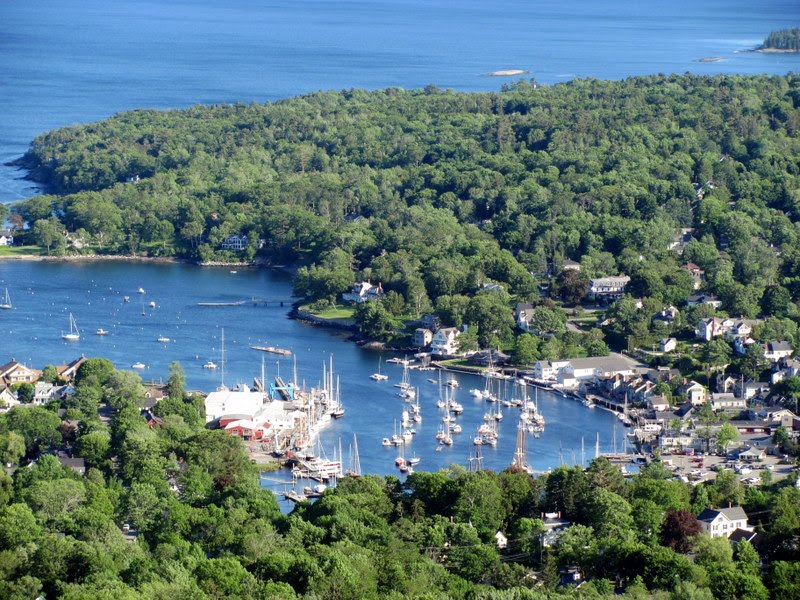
[739,343,769,381]
[167,361,186,400]
[512,333,539,365]
[716,422,737,453]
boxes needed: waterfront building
[430,327,461,356]
[342,281,384,303]
[0,230,13,246]
[220,234,248,250]
[413,328,433,348]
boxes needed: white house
[532,360,571,381]
[764,341,793,362]
[342,281,384,304]
[220,234,248,251]
[588,276,630,302]
[430,327,461,356]
[709,392,746,412]
[515,302,535,332]
[677,380,706,406]
[0,230,13,246]
[687,294,723,309]
[697,507,752,539]
[0,387,19,411]
[413,328,433,348]
[659,338,677,353]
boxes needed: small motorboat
[131,362,146,369]
[95,328,109,336]
[149,301,157,308]
[203,361,217,369]
[137,288,145,294]
[157,336,170,343]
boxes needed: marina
[0,260,624,488]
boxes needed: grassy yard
[0,245,43,257]
[300,304,356,320]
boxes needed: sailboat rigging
[62,313,80,341]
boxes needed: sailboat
[345,434,361,477]
[0,288,11,310]
[370,357,389,381]
[62,313,80,341]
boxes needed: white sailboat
[370,357,388,381]
[0,288,11,310]
[62,313,80,341]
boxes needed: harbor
[0,260,624,490]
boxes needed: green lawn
[0,245,43,256]
[300,304,355,320]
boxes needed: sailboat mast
[220,328,226,389]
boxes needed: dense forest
[761,29,800,52]
[11,74,800,354]
[0,360,798,599]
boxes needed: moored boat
[62,313,80,341]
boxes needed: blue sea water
[0,0,798,480]
[1,0,799,201]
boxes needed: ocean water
[1,0,799,201]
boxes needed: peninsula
[756,27,800,53]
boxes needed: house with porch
[587,275,630,302]
[430,327,461,357]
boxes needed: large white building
[697,507,752,539]
[430,327,461,356]
[531,353,642,388]
[588,276,630,301]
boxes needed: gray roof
[567,353,642,372]
[767,341,793,352]
[697,506,748,523]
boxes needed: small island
[756,27,800,53]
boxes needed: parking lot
[659,452,796,485]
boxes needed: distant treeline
[761,28,800,51]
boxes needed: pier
[197,297,290,307]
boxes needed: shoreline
[0,252,269,269]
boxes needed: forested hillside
[15,74,800,324]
